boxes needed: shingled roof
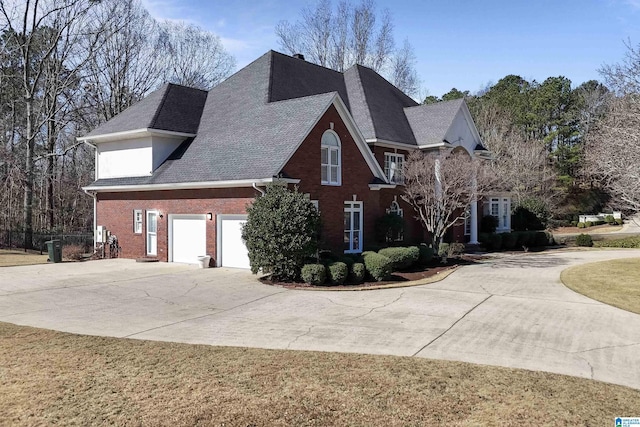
[84,83,208,138]
[84,50,470,188]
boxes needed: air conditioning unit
[96,225,107,243]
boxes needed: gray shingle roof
[89,52,338,186]
[85,50,470,188]
[404,98,465,146]
[83,83,207,137]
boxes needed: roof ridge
[149,84,172,129]
[270,50,345,76]
[349,66,375,134]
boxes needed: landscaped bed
[1,321,639,425]
[261,255,485,290]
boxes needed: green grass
[561,257,640,315]
[1,321,640,425]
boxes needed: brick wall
[97,188,257,261]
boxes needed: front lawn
[0,249,49,267]
[561,257,640,314]
[1,322,639,425]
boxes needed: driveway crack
[346,291,406,322]
[286,326,314,349]
[412,295,492,356]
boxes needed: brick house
[80,50,508,267]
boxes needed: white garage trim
[168,214,207,263]
[216,214,250,269]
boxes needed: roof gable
[404,98,465,146]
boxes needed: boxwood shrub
[327,261,348,285]
[501,232,517,250]
[575,233,593,247]
[577,222,586,228]
[533,231,550,247]
[417,244,434,265]
[379,246,419,270]
[362,252,392,281]
[301,264,326,285]
[349,262,366,284]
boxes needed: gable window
[384,153,404,184]
[344,201,363,253]
[321,130,341,185]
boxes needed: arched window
[389,200,403,217]
[321,130,341,185]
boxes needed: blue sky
[141,0,640,98]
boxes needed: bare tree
[83,0,162,125]
[159,21,235,91]
[275,0,420,95]
[599,39,640,96]
[585,95,640,213]
[402,149,495,250]
[0,0,103,246]
[473,101,557,209]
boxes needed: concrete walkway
[1,250,640,389]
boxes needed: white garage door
[170,215,207,264]
[218,216,250,269]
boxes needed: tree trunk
[23,99,34,249]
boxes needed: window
[384,153,404,184]
[489,197,511,231]
[386,200,404,242]
[133,209,143,234]
[344,201,363,253]
[464,205,471,236]
[146,210,158,256]
[321,130,341,185]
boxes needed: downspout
[82,139,98,252]
[252,182,265,197]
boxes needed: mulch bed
[261,254,487,290]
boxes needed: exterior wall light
[207,213,213,220]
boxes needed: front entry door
[146,210,158,256]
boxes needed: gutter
[252,182,266,196]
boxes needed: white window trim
[344,201,363,253]
[384,152,404,184]
[321,130,341,186]
[133,209,143,234]
[489,197,511,232]
[146,210,158,256]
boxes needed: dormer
[77,83,207,179]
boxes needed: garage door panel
[220,217,250,269]
[171,216,206,264]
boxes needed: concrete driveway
[2,250,640,390]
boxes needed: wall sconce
[207,212,213,220]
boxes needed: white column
[470,176,479,244]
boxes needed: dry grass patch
[1,322,639,426]
[0,249,48,267]
[562,257,640,315]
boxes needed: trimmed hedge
[575,233,593,247]
[349,263,366,284]
[502,232,517,250]
[594,236,640,248]
[327,261,348,285]
[362,252,392,281]
[577,222,586,229]
[379,246,419,270]
[480,231,551,252]
[301,264,326,285]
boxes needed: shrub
[242,183,320,281]
[62,244,84,261]
[594,236,640,248]
[301,264,326,285]
[577,222,586,229]
[349,263,366,284]
[374,213,405,243]
[585,221,593,227]
[570,220,578,227]
[616,218,624,226]
[339,256,356,268]
[511,206,544,231]
[501,232,517,250]
[482,233,503,251]
[480,215,498,233]
[327,261,348,285]
[575,233,593,247]
[379,246,419,270]
[604,215,615,224]
[438,242,465,259]
[362,252,392,281]
[417,244,434,265]
[532,231,550,247]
